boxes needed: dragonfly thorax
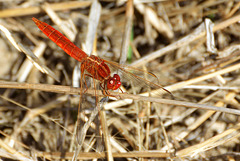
[84,55,111,81]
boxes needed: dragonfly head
[107,74,121,90]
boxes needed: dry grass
[0,0,240,160]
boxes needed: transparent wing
[104,60,172,96]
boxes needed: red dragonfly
[32,17,171,96]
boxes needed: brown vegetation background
[0,0,240,160]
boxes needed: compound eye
[106,74,121,90]
[113,74,120,81]
[107,78,115,89]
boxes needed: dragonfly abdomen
[32,17,88,62]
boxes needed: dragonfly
[32,17,172,97]
[32,17,172,155]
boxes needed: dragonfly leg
[100,83,105,91]
[100,83,109,96]
[118,87,124,93]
